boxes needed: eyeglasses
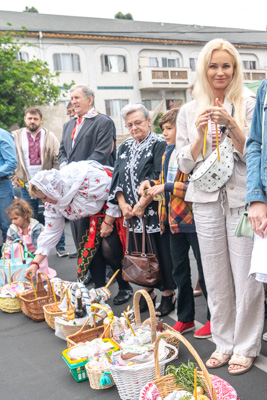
[125,120,146,129]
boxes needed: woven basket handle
[133,289,156,343]
[154,330,217,400]
[36,272,53,296]
[74,317,90,335]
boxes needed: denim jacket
[6,218,43,250]
[246,79,267,204]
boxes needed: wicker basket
[85,363,115,390]
[134,290,180,352]
[108,341,178,400]
[0,282,33,313]
[66,313,108,348]
[152,330,217,400]
[43,286,68,330]
[19,272,60,322]
[43,303,66,330]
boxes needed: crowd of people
[0,38,266,376]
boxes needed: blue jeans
[20,187,65,249]
[0,179,14,243]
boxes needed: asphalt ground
[1,220,267,400]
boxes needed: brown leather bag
[122,219,162,286]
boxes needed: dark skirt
[128,229,176,291]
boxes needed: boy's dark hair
[24,107,43,119]
[6,198,33,220]
[158,108,179,130]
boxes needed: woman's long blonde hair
[194,38,245,130]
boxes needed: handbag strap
[125,219,138,254]
[142,218,155,256]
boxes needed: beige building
[1,10,267,138]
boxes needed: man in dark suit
[58,85,116,168]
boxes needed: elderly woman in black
[105,103,176,315]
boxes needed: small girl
[5,198,56,279]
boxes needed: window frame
[53,53,81,72]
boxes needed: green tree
[115,12,133,20]
[0,28,70,130]
[23,6,39,13]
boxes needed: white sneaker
[263,332,267,341]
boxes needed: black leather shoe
[113,288,133,305]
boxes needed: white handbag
[189,135,234,192]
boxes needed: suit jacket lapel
[70,118,94,156]
[66,119,76,156]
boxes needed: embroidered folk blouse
[108,131,166,233]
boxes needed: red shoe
[194,321,211,339]
[173,321,195,334]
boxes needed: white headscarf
[30,160,109,211]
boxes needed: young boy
[139,108,210,338]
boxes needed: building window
[189,58,198,71]
[149,57,158,67]
[102,55,127,72]
[15,51,29,62]
[243,60,257,70]
[53,53,81,72]
[143,99,161,111]
[162,58,180,68]
[105,99,128,117]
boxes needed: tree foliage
[23,6,39,13]
[0,28,69,130]
[115,12,133,20]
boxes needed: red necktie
[71,117,82,140]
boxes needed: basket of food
[62,337,119,384]
[134,289,180,354]
[0,281,33,313]
[106,339,178,400]
[85,361,115,390]
[43,283,71,330]
[66,303,114,348]
[19,272,60,321]
[151,330,217,400]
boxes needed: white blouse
[35,161,120,256]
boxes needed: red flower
[96,179,100,183]
[84,242,90,249]
[78,267,81,274]
[83,249,88,258]
[78,257,83,265]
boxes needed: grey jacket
[58,113,115,166]
[176,95,256,208]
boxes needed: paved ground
[1,221,267,400]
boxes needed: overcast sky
[0,0,266,32]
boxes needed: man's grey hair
[121,103,150,120]
[70,84,95,105]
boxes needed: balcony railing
[243,69,267,82]
[138,67,190,89]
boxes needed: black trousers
[170,230,210,322]
[70,219,129,290]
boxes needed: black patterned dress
[109,132,176,290]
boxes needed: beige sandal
[206,351,231,369]
[228,354,255,375]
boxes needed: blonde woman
[176,38,264,375]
